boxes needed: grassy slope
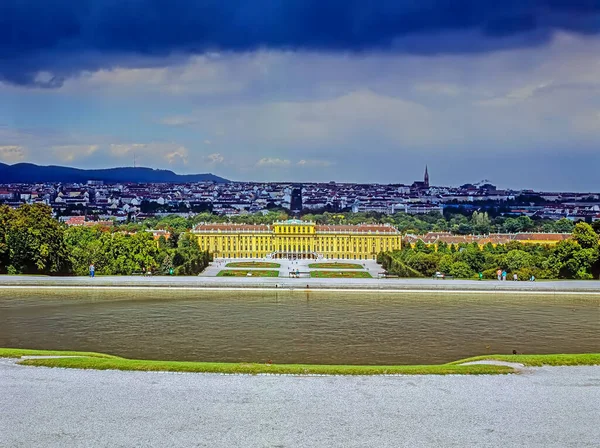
[225,262,281,268]
[452,353,600,367]
[0,348,600,375]
[16,356,511,375]
[0,348,121,359]
[3,348,599,375]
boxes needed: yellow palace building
[193,219,401,260]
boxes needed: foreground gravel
[1,360,599,447]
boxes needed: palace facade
[193,219,401,260]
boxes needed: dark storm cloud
[1,0,600,87]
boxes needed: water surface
[0,289,598,365]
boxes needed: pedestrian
[502,270,507,281]
[89,263,95,278]
[530,274,536,282]
[513,273,518,281]
[478,272,483,281]
[496,269,502,281]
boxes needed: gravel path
[1,274,599,293]
[1,360,598,447]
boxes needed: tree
[0,205,16,273]
[517,216,535,232]
[414,239,432,254]
[471,211,491,234]
[503,217,521,233]
[505,250,533,272]
[405,252,439,277]
[173,233,210,275]
[572,222,599,249]
[544,240,598,279]
[449,261,473,278]
[554,218,574,233]
[436,241,450,254]
[5,204,70,274]
[64,226,107,275]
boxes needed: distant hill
[0,163,229,184]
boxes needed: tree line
[119,210,593,236]
[2,204,599,279]
[0,204,210,276]
[378,222,600,280]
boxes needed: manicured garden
[308,262,363,269]
[217,269,279,277]
[310,271,372,279]
[3,348,598,376]
[225,262,281,268]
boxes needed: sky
[1,1,600,191]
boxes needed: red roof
[194,224,270,232]
[316,224,399,234]
[65,216,85,226]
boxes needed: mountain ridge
[0,163,229,184]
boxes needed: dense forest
[379,222,600,280]
[1,204,599,278]
[0,204,210,276]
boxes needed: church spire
[424,165,429,187]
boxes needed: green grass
[452,353,600,367]
[0,348,121,359]
[4,348,598,375]
[308,263,363,269]
[310,271,372,279]
[225,262,281,268]
[217,270,279,277]
[16,356,511,375]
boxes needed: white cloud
[414,82,461,96]
[477,82,553,107]
[0,145,26,163]
[110,143,147,157]
[52,144,99,162]
[256,157,291,168]
[170,89,436,152]
[59,55,251,95]
[160,116,199,126]
[297,159,332,167]
[165,146,189,165]
[110,142,190,167]
[204,153,224,164]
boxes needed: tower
[424,165,429,188]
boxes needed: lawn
[217,269,279,277]
[308,262,363,269]
[6,348,599,376]
[225,262,281,268]
[451,353,600,367]
[310,271,372,279]
[0,348,121,359]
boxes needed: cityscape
[0,164,599,223]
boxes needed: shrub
[449,261,474,279]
